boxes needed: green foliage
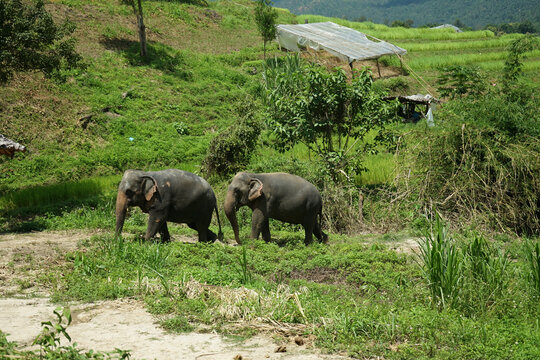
[202,100,263,177]
[254,0,278,58]
[400,89,539,234]
[502,35,539,93]
[417,213,463,309]
[264,60,399,181]
[0,0,82,83]
[437,65,487,99]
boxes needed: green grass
[38,231,539,359]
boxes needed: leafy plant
[254,0,278,59]
[0,0,82,83]
[502,35,538,93]
[417,213,463,309]
[264,62,399,182]
[437,65,486,99]
[202,100,263,177]
[31,307,131,359]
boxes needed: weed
[417,213,462,309]
[236,245,253,285]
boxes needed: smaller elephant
[115,169,222,242]
[224,172,328,245]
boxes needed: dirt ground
[0,231,351,360]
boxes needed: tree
[502,35,538,93]
[0,0,81,84]
[254,0,278,60]
[437,65,486,99]
[123,0,147,57]
[264,60,399,182]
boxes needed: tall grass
[0,176,120,211]
[524,240,540,297]
[417,213,462,309]
[356,153,395,186]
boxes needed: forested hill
[272,0,540,29]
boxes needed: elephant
[115,169,223,242]
[224,172,328,245]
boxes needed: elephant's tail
[215,204,224,242]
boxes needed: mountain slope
[272,0,540,29]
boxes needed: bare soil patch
[0,231,350,360]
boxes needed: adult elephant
[224,172,328,245]
[115,169,223,242]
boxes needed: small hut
[0,134,26,158]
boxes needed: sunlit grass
[0,176,120,211]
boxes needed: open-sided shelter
[276,22,407,68]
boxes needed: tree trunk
[136,0,147,57]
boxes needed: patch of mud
[288,267,349,285]
[0,230,92,296]
[388,238,420,255]
[0,298,348,360]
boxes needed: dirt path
[0,231,349,360]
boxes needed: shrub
[399,93,539,235]
[437,65,486,99]
[202,100,262,177]
[0,0,82,83]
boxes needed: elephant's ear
[248,178,263,201]
[143,177,158,201]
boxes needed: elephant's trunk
[224,190,241,244]
[115,190,128,238]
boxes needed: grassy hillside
[273,0,540,30]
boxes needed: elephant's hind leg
[159,222,171,242]
[188,221,214,243]
[313,219,328,243]
[302,217,314,246]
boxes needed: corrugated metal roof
[276,22,407,63]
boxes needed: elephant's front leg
[251,208,270,241]
[145,212,166,241]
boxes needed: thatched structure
[0,134,26,158]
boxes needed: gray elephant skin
[224,172,328,245]
[115,169,222,242]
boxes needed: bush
[0,0,82,83]
[399,93,539,235]
[202,101,262,178]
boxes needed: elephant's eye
[125,189,134,197]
